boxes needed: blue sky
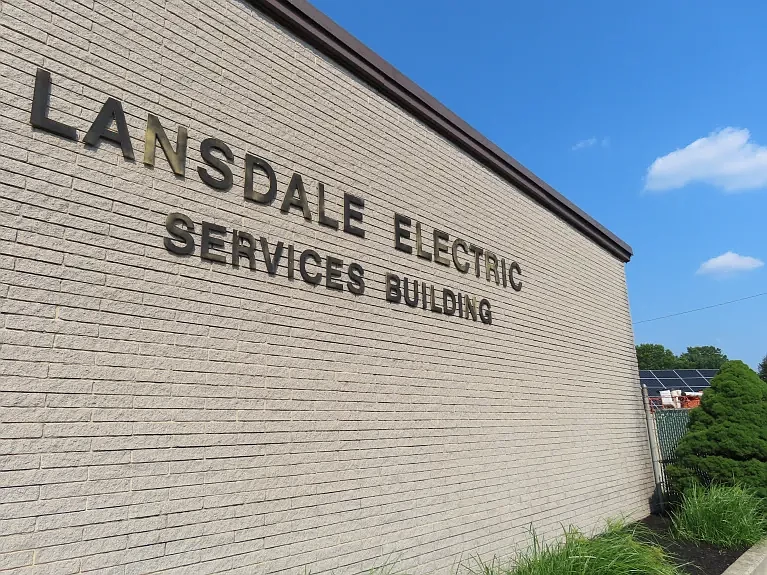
[311,0,767,368]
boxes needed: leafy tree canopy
[635,344,728,370]
[667,360,767,497]
[758,354,767,383]
[678,346,728,370]
[636,344,679,370]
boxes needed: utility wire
[633,291,767,325]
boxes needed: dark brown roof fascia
[247,0,634,263]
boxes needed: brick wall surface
[0,0,654,573]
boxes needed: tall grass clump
[671,484,767,548]
[462,521,683,575]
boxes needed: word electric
[394,214,522,292]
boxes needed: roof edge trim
[247,0,634,262]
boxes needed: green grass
[671,484,767,548]
[461,521,683,575]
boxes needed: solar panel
[638,368,718,397]
[683,377,709,391]
[640,378,664,393]
[658,378,682,388]
[674,369,701,378]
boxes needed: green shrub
[463,522,683,575]
[671,484,767,548]
[666,360,767,497]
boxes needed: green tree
[678,346,728,369]
[636,343,678,370]
[667,360,767,497]
[759,354,767,383]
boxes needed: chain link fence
[642,384,695,512]
[654,409,691,492]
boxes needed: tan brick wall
[0,0,653,573]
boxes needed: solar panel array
[639,369,719,397]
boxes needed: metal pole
[642,384,665,513]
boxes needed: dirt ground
[641,514,747,575]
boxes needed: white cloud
[572,137,610,151]
[572,138,597,151]
[696,251,764,276]
[645,127,767,192]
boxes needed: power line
[633,291,767,325]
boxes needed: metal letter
[415,222,432,261]
[479,299,492,325]
[452,238,469,273]
[403,277,419,307]
[485,252,500,284]
[443,289,456,316]
[393,213,412,254]
[144,114,187,176]
[244,154,277,204]
[433,229,450,266]
[385,273,401,303]
[464,295,477,321]
[299,249,322,285]
[429,285,442,313]
[198,138,233,190]
[469,244,484,278]
[232,230,256,270]
[30,68,77,140]
[287,244,295,280]
[510,261,523,292]
[200,221,226,263]
[259,237,284,275]
[347,263,365,295]
[325,255,344,290]
[164,213,195,255]
[343,193,365,238]
[83,97,135,160]
[501,258,507,287]
[318,183,339,230]
[281,173,312,220]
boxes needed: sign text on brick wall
[28,68,527,326]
